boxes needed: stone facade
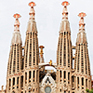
[0,1,92,93]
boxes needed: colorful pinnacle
[28,2,36,18]
[62,1,69,6]
[78,12,86,30]
[78,12,86,18]
[28,2,36,7]
[39,45,44,57]
[13,13,21,31]
[13,13,21,19]
[39,45,44,49]
[62,1,69,19]
[78,12,86,24]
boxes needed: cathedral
[0,1,92,93]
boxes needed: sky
[0,0,93,89]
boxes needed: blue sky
[0,0,93,89]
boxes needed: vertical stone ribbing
[23,2,39,93]
[74,12,91,92]
[7,45,22,75]
[6,14,22,93]
[24,31,39,68]
[56,1,72,93]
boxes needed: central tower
[23,2,39,93]
[56,1,73,93]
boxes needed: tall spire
[76,12,87,44]
[62,1,69,19]
[60,1,70,33]
[23,2,39,92]
[74,12,91,92]
[27,2,37,33]
[6,13,23,93]
[11,13,22,45]
[57,0,72,68]
[56,1,72,92]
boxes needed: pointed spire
[78,12,86,31]
[11,13,22,45]
[62,1,69,19]
[39,45,44,57]
[13,13,21,31]
[39,45,44,63]
[26,2,37,33]
[59,1,70,33]
[76,12,87,44]
[28,2,36,19]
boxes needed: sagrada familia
[0,1,92,93]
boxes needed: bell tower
[6,13,22,93]
[23,2,39,93]
[56,1,73,92]
[73,12,91,92]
